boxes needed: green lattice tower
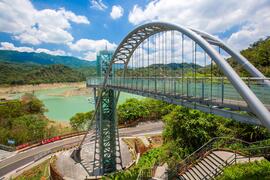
[92,50,122,175]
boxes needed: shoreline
[0,82,86,99]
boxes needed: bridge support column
[99,89,117,174]
[92,50,122,175]
[93,88,122,175]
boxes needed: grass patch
[217,160,270,180]
[105,147,166,180]
[14,159,50,180]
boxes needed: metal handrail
[87,76,270,81]
[169,137,270,178]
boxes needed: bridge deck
[86,77,270,125]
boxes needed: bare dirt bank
[0,82,87,99]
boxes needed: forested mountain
[230,37,270,77]
[207,37,270,77]
[0,50,96,68]
[149,63,202,70]
[0,37,268,85]
[0,62,85,84]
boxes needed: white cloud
[110,5,124,20]
[128,0,270,50]
[0,42,34,52]
[35,48,66,56]
[226,6,270,50]
[90,0,107,11]
[60,8,90,24]
[68,38,117,61]
[0,42,66,56]
[0,0,90,45]
[68,38,116,52]
[83,51,97,61]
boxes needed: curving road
[0,121,163,178]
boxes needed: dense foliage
[107,97,270,179]
[117,98,174,125]
[116,63,201,77]
[0,62,87,85]
[117,98,150,124]
[69,111,93,131]
[106,147,166,180]
[162,106,230,152]
[217,160,270,179]
[0,94,61,145]
[233,37,270,76]
[208,37,270,77]
[162,106,270,168]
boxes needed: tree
[117,98,149,124]
[142,98,175,120]
[228,122,270,142]
[70,111,93,131]
[21,93,46,114]
[10,115,48,145]
[162,106,231,152]
[0,127,9,145]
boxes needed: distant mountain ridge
[0,50,96,68]
[0,61,85,85]
[149,63,202,69]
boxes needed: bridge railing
[167,137,270,179]
[87,76,270,111]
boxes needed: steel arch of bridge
[78,22,270,176]
[105,22,270,130]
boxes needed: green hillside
[0,50,96,68]
[0,37,268,85]
[0,62,85,85]
[231,37,270,77]
[149,63,202,70]
[208,37,270,77]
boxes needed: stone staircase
[137,138,270,180]
[178,150,264,180]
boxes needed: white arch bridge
[75,22,270,176]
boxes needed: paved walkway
[55,121,164,179]
[55,135,132,179]
[56,149,89,180]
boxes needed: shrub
[217,160,270,179]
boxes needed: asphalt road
[0,135,83,177]
[0,121,163,178]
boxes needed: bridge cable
[211,55,213,105]
[163,32,165,94]
[142,39,144,90]
[182,34,184,99]
[192,41,195,99]
[218,45,223,103]
[148,36,150,91]
[165,31,168,94]
[160,32,161,82]
[153,34,157,92]
[195,43,197,106]
[171,31,175,96]
[203,51,207,100]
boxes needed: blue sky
[0,0,269,61]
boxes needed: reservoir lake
[12,87,143,122]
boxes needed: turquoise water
[12,87,143,122]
